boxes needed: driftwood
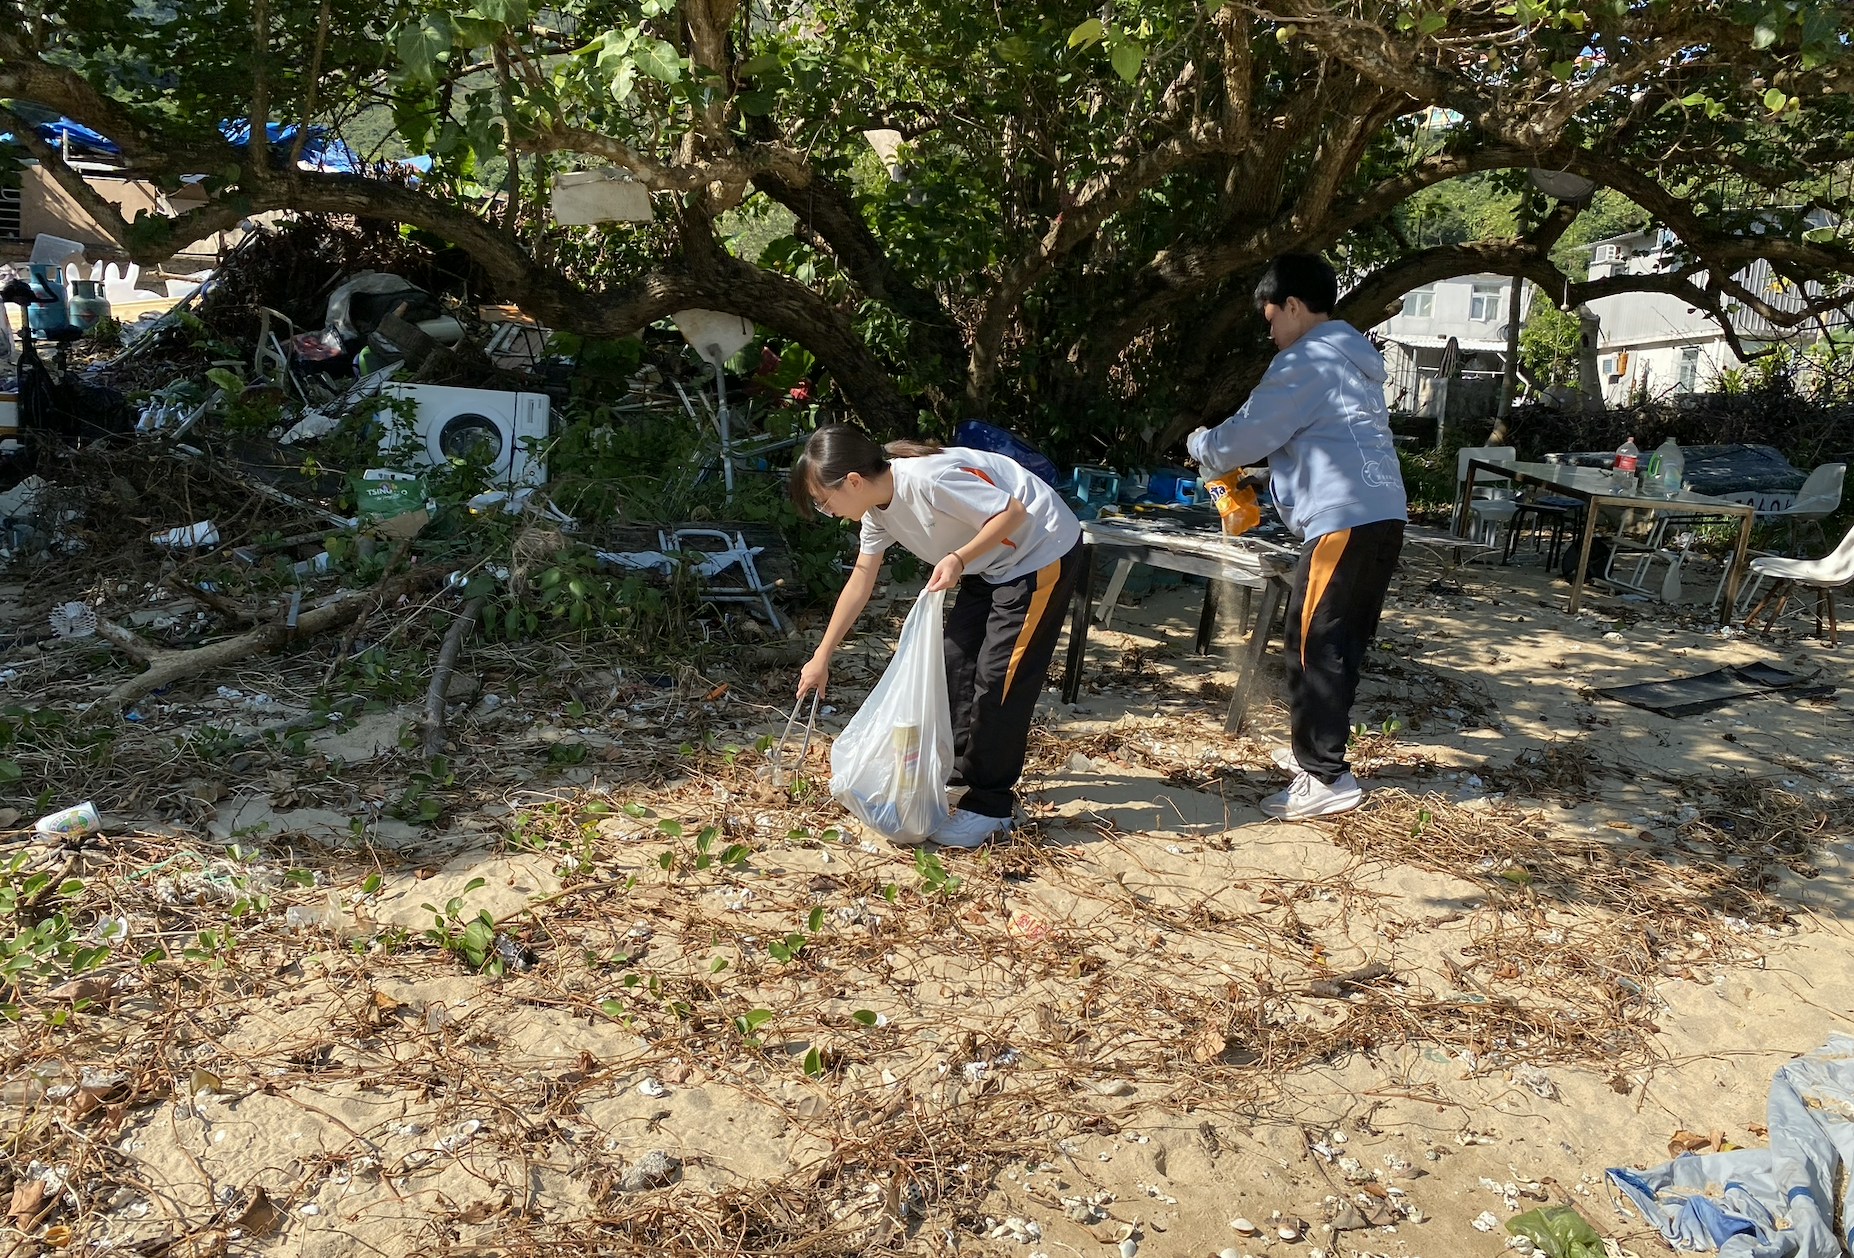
[420,595,487,757]
[93,566,445,709]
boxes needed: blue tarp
[1609,1035,1854,1256]
[0,116,123,157]
[219,119,368,173]
[0,114,426,178]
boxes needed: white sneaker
[930,809,1011,849]
[1270,746,1301,774]
[1261,771,1363,820]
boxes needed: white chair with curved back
[1740,523,1854,646]
[1758,462,1844,556]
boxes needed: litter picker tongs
[767,692,820,787]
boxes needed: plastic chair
[102,262,161,304]
[1453,445,1518,545]
[1740,523,1854,646]
[1758,463,1844,555]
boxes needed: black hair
[788,424,941,510]
[1252,252,1338,315]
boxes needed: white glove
[1186,426,1214,468]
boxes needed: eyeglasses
[812,479,842,517]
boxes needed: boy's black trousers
[1285,519,1405,785]
[944,543,1084,819]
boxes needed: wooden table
[1059,509,1297,732]
[1463,458,1757,618]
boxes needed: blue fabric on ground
[1607,1035,1854,1256]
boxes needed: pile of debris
[0,218,840,811]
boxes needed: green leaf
[658,819,683,838]
[634,38,682,83]
[1549,59,1576,81]
[736,89,776,116]
[205,367,246,396]
[806,906,824,932]
[0,759,19,783]
[395,14,457,87]
[739,1008,774,1032]
[469,0,527,25]
[802,1046,824,1077]
[1763,86,1788,112]
[1067,18,1106,48]
[851,1009,879,1026]
[1109,38,1144,83]
[1417,11,1448,34]
[1751,8,1785,49]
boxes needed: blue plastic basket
[953,421,1062,487]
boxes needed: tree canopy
[5,0,1853,458]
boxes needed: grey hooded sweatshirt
[1187,321,1407,542]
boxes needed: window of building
[1403,286,1435,319]
[0,186,19,242]
[1469,283,1504,321]
[1677,345,1701,393]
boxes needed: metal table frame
[1462,458,1756,619]
[1059,514,1296,733]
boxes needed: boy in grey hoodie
[1188,253,1407,820]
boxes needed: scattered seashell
[1095,1079,1135,1097]
[636,1077,669,1098]
[618,1149,682,1193]
[1278,1221,1303,1242]
[1231,1218,1258,1236]
[1119,1239,1139,1258]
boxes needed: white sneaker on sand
[1261,771,1363,820]
[1270,746,1301,774]
[931,809,1011,849]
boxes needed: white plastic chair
[1740,523,1854,646]
[1758,463,1844,555]
[1453,445,1518,545]
[102,262,161,303]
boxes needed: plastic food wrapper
[829,588,953,843]
[1505,1206,1604,1258]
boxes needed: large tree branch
[518,125,809,192]
[0,102,131,250]
[752,167,966,382]
[964,59,1243,410]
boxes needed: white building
[1584,221,1850,403]
[1377,273,1533,417]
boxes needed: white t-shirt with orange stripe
[858,448,1081,584]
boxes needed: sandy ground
[3,546,1852,1258]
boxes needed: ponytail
[883,439,943,458]
[790,425,941,509]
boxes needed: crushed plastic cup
[150,520,220,549]
[47,602,96,639]
[35,801,102,837]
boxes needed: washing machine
[377,383,550,487]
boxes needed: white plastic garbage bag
[829,588,953,842]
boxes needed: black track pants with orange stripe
[944,543,1084,819]
[1286,519,1405,785]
